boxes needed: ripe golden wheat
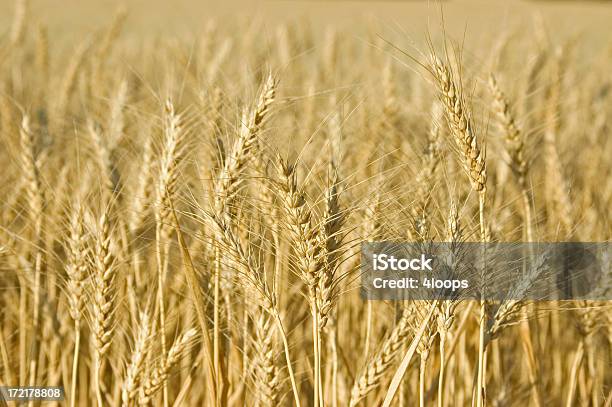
[0,2,610,407]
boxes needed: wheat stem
[70,323,80,407]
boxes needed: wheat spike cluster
[0,1,610,406]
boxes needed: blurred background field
[0,0,610,43]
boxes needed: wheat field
[0,0,610,406]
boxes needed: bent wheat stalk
[382,301,439,407]
[169,194,218,406]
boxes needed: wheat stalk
[10,0,27,46]
[153,99,185,407]
[209,73,277,406]
[430,54,488,407]
[275,156,326,406]
[19,114,46,395]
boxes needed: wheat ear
[317,166,345,331]
[436,201,463,407]
[544,50,573,237]
[53,40,89,128]
[251,315,280,407]
[431,58,486,194]
[65,202,88,407]
[138,329,196,405]
[91,209,117,407]
[87,120,116,195]
[128,134,154,237]
[489,75,535,242]
[350,307,413,406]
[214,72,277,213]
[122,311,151,407]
